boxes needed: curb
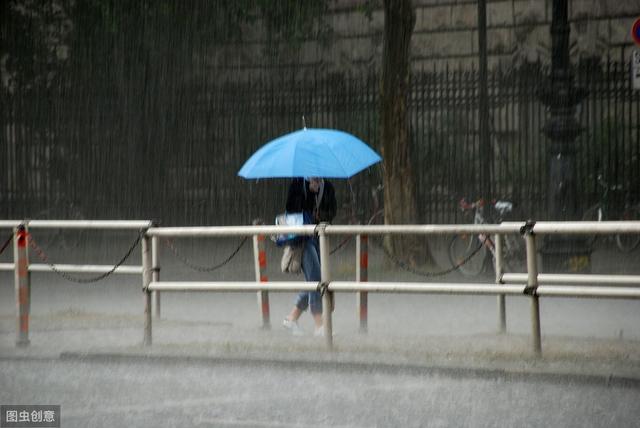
[24,350,635,389]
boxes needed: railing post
[152,235,161,319]
[319,224,333,349]
[523,224,541,356]
[356,234,368,333]
[142,232,153,346]
[494,233,506,334]
[13,225,30,347]
[252,219,270,329]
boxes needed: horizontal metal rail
[0,262,141,274]
[149,281,525,295]
[146,223,527,238]
[329,281,526,295]
[147,225,316,237]
[25,220,153,229]
[146,221,640,239]
[319,223,525,235]
[31,264,142,274]
[0,221,22,228]
[536,285,640,299]
[334,282,640,299]
[148,281,318,292]
[145,280,640,300]
[147,280,526,296]
[503,273,640,286]
[532,221,640,234]
[3,220,639,235]
[0,263,13,271]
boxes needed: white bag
[281,243,303,274]
[274,212,304,245]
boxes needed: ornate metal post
[539,0,589,272]
[478,0,492,199]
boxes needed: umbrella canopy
[238,128,381,179]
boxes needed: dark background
[2,1,638,226]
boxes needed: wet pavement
[3,355,640,428]
[1,282,639,382]
[1,239,640,426]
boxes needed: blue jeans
[294,238,322,315]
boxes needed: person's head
[306,177,322,193]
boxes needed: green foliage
[256,0,332,46]
[1,0,72,94]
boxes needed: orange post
[13,225,30,347]
[253,220,270,329]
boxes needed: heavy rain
[2,1,640,427]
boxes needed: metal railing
[0,220,152,346]
[143,221,640,356]
[4,219,640,356]
[0,220,151,275]
[6,61,639,227]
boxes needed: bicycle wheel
[581,204,601,248]
[448,234,487,277]
[502,234,526,273]
[615,206,640,252]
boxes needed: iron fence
[1,61,638,226]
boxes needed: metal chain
[370,234,486,278]
[163,237,248,272]
[28,231,144,284]
[0,234,13,256]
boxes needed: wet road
[2,241,640,427]
[2,358,639,428]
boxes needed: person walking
[282,177,336,336]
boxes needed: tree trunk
[379,0,432,266]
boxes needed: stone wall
[223,0,640,77]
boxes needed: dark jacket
[286,178,337,223]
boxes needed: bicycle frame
[449,198,525,276]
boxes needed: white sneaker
[283,318,305,336]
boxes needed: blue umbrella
[238,128,382,179]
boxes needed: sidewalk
[1,238,640,385]
[1,310,639,386]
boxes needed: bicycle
[448,198,526,277]
[581,174,640,252]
